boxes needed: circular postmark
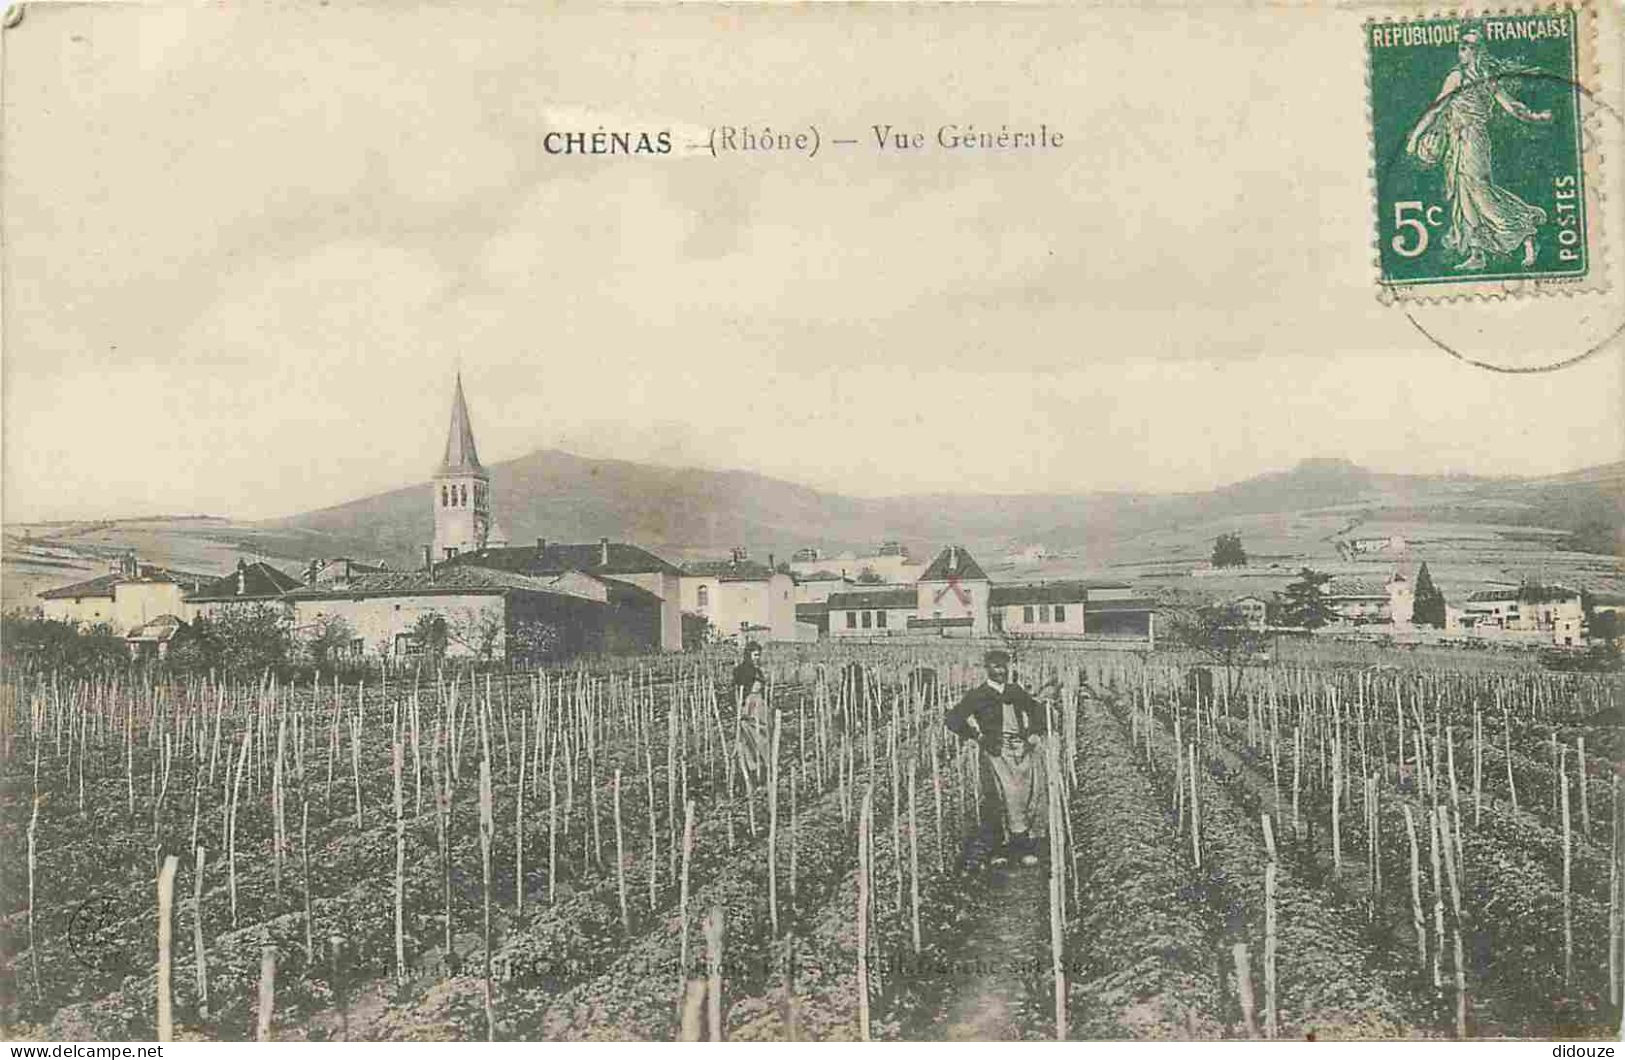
[66,892,126,973]
[1370,17,1624,374]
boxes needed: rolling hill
[5,451,1619,612]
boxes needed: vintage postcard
[1,0,1621,1048]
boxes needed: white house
[827,588,917,638]
[912,545,991,637]
[680,551,797,642]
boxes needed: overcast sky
[3,1,1621,523]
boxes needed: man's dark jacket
[945,682,1047,757]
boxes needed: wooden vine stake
[1234,943,1259,1039]
[678,798,696,991]
[1561,759,1573,986]
[1047,737,1066,1040]
[1264,863,1279,1040]
[1439,806,1468,1038]
[703,902,725,1041]
[1611,774,1621,1009]
[1473,706,1483,826]
[156,854,178,1042]
[614,769,629,932]
[193,846,210,1020]
[27,794,42,1002]
[857,786,873,1042]
[479,755,496,1040]
[1403,805,1426,974]
[909,757,921,956]
[245,943,274,1041]
[393,738,406,983]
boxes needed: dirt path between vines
[934,864,1051,1040]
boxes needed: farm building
[913,546,992,637]
[790,540,922,584]
[1231,596,1270,629]
[283,563,663,662]
[804,547,1156,642]
[37,552,212,634]
[794,570,853,605]
[1460,583,1584,646]
[680,550,797,643]
[827,588,918,638]
[444,538,683,651]
[1323,578,1393,624]
[186,559,305,619]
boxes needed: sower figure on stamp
[1405,24,1553,271]
[945,649,1049,868]
[733,640,770,782]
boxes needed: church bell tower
[433,374,492,559]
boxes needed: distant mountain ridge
[261,450,1623,567]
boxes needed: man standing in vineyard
[944,649,1047,867]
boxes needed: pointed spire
[439,373,485,475]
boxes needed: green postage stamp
[1367,7,1603,299]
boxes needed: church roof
[439,374,485,476]
[918,546,988,583]
[446,541,682,578]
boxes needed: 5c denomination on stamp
[1367,7,1604,300]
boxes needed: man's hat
[984,649,1011,665]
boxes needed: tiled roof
[439,374,485,476]
[188,562,303,601]
[1084,598,1158,613]
[447,542,681,578]
[918,546,988,582]
[682,559,778,582]
[827,588,917,610]
[796,571,848,583]
[39,566,214,601]
[285,565,559,598]
[38,572,126,600]
[1325,579,1388,600]
[991,582,1095,606]
[1467,584,1580,604]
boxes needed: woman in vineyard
[733,641,770,780]
[944,649,1047,868]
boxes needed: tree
[855,568,885,585]
[510,616,563,665]
[1412,561,1447,628]
[1280,568,1334,629]
[304,614,357,669]
[0,614,128,678]
[1166,602,1271,700]
[204,605,293,677]
[411,613,449,670]
[447,607,505,662]
[1211,532,1248,569]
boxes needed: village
[27,378,1620,664]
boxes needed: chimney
[600,537,610,567]
[948,546,958,573]
[536,537,546,557]
[768,552,775,572]
[423,545,433,574]
[236,567,246,596]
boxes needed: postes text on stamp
[1367,8,1602,299]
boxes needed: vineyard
[0,643,1620,1041]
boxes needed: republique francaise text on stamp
[1367,6,1605,300]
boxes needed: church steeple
[440,373,484,475]
[432,374,497,560]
